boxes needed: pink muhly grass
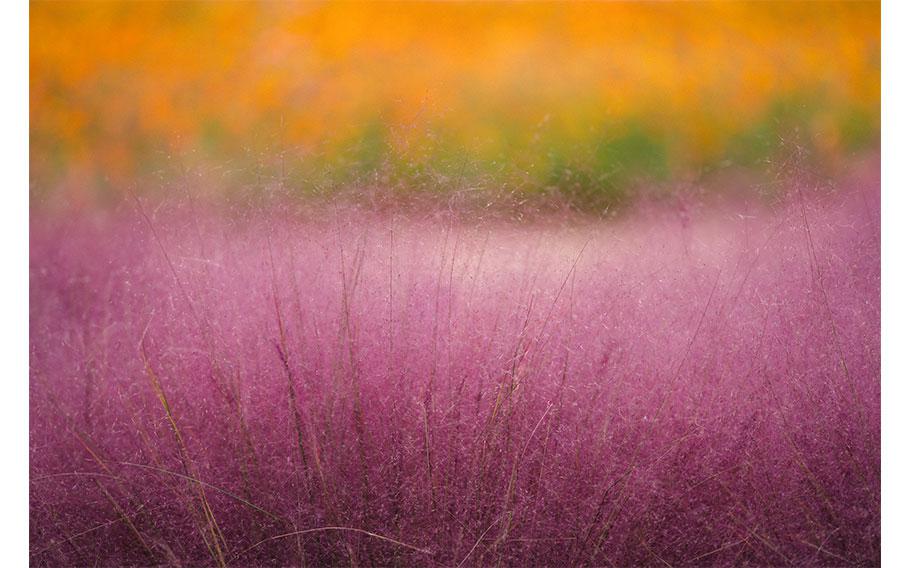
[30,177,879,566]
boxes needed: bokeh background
[30,1,880,207]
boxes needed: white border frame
[0,0,29,565]
[881,0,906,565]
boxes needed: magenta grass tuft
[30,178,879,566]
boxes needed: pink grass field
[29,172,880,566]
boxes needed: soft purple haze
[30,176,880,566]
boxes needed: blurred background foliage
[30,1,880,207]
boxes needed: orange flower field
[30,2,879,204]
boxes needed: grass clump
[30,174,879,566]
